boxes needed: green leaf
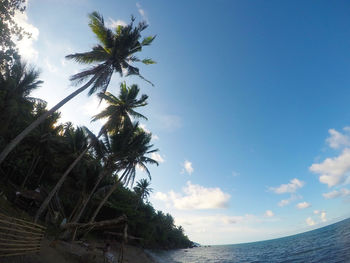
[142,58,156,65]
[141,35,156,46]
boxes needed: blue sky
[15,0,350,245]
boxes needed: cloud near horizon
[153,181,230,210]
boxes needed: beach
[10,239,156,263]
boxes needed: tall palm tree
[57,83,149,224]
[134,178,152,201]
[0,11,155,164]
[89,123,158,223]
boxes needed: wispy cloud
[157,114,182,132]
[182,160,194,175]
[296,202,311,209]
[278,194,302,207]
[269,178,305,194]
[326,127,350,149]
[232,171,240,177]
[44,58,58,73]
[323,188,350,199]
[264,210,274,217]
[136,2,148,22]
[153,181,231,210]
[151,152,165,163]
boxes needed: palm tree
[0,11,155,164]
[34,126,90,222]
[58,83,149,224]
[92,82,148,135]
[0,61,43,137]
[134,178,153,208]
[89,123,158,223]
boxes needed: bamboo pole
[0,218,45,233]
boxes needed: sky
[14,0,350,245]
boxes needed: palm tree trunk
[71,169,107,223]
[89,170,128,223]
[0,76,97,164]
[34,147,89,223]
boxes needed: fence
[0,213,45,257]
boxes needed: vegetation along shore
[0,1,193,262]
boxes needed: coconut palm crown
[66,12,156,96]
[92,82,148,135]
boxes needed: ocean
[148,218,350,263]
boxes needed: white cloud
[154,181,231,210]
[278,194,302,207]
[264,210,274,217]
[323,188,350,199]
[296,202,311,209]
[136,2,148,22]
[107,18,127,28]
[326,128,350,149]
[306,217,315,226]
[270,178,305,194]
[314,210,320,214]
[171,213,281,245]
[153,192,168,202]
[14,8,39,61]
[310,148,350,187]
[182,160,194,175]
[321,211,327,222]
[151,152,165,163]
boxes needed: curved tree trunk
[89,170,128,223]
[0,76,97,165]
[34,147,89,223]
[71,170,107,223]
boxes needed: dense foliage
[0,7,192,250]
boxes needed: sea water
[148,218,350,263]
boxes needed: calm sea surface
[148,218,350,263]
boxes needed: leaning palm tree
[57,83,149,224]
[0,11,155,164]
[34,126,90,222]
[89,123,158,223]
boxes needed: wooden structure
[0,213,46,257]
